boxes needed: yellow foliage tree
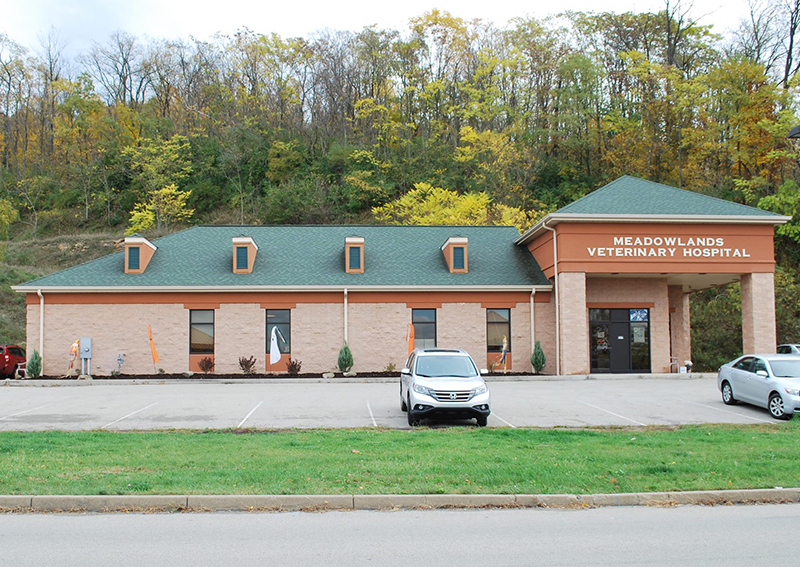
[126,184,194,234]
[372,182,544,232]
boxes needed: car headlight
[412,383,432,396]
[471,384,487,396]
[785,388,800,396]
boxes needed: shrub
[239,355,257,374]
[531,340,546,374]
[198,356,214,374]
[287,358,302,375]
[384,362,397,373]
[28,349,42,378]
[337,344,353,372]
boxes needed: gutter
[11,284,554,294]
[343,288,348,344]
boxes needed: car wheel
[721,381,738,405]
[768,393,789,420]
[407,397,420,427]
[476,416,488,427]
[400,384,407,412]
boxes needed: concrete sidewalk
[1,488,798,513]
[3,373,717,386]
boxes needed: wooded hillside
[2,3,800,369]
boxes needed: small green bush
[28,349,42,378]
[531,341,546,374]
[337,344,353,372]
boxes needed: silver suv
[400,348,491,427]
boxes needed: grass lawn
[0,423,798,496]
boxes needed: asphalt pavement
[1,504,797,566]
[0,376,781,430]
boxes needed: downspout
[542,222,560,375]
[530,289,536,370]
[37,289,44,367]
[343,288,348,344]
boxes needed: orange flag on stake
[406,323,415,356]
[148,325,160,364]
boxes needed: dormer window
[442,237,468,273]
[345,236,364,274]
[232,237,258,274]
[124,235,157,274]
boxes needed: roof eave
[515,213,792,246]
[12,284,553,294]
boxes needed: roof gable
[557,175,783,217]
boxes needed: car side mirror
[400,368,410,375]
[756,370,768,377]
[480,368,488,375]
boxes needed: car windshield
[768,360,800,378]
[416,355,478,378]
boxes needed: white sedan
[717,354,800,419]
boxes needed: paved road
[0,377,780,430]
[1,504,796,566]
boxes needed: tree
[126,183,194,234]
[123,134,193,197]
[531,340,546,374]
[338,344,354,372]
[0,197,18,238]
[372,182,543,232]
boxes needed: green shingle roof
[19,225,550,289]
[556,175,784,217]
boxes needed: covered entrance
[590,308,651,373]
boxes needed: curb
[1,488,797,513]
[3,373,716,387]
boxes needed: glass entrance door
[589,308,651,373]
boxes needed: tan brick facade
[347,302,410,373]
[558,272,589,374]
[215,303,266,374]
[28,302,188,376]
[438,303,487,367]
[292,303,345,373]
[534,295,556,375]
[668,285,691,368]
[741,272,776,354]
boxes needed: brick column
[741,272,776,354]
[668,285,691,370]
[558,272,589,374]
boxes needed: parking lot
[0,377,781,431]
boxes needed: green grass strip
[1,423,798,495]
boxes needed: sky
[3,0,752,57]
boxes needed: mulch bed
[27,371,533,380]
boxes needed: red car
[1,345,26,378]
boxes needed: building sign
[587,236,750,259]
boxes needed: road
[0,377,779,430]
[0,504,795,566]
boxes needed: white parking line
[680,399,773,424]
[237,401,263,428]
[101,402,157,429]
[366,401,377,427]
[0,403,53,421]
[578,401,646,426]
[491,413,516,428]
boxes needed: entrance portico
[516,176,790,375]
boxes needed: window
[349,246,361,270]
[733,357,753,371]
[453,246,465,270]
[412,309,436,349]
[236,246,248,270]
[752,358,768,374]
[487,308,511,352]
[190,310,214,354]
[128,246,140,270]
[267,309,291,354]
